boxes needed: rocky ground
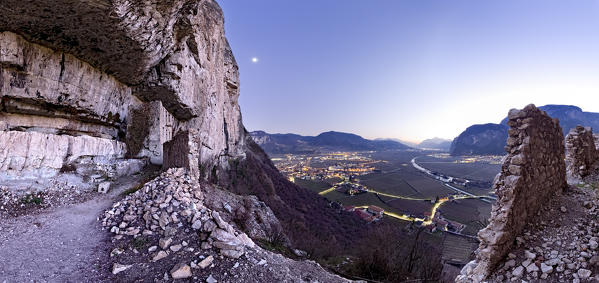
[99,168,348,282]
[479,182,599,282]
[1,167,349,282]
[0,172,153,282]
[0,177,97,217]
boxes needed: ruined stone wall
[457,104,568,282]
[566,126,599,180]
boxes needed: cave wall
[457,104,568,282]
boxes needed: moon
[251,57,259,63]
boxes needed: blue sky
[218,0,599,142]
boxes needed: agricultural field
[438,198,492,236]
[359,172,422,198]
[293,179,331,194]
[416,155,502,183]
[276,150,498,239]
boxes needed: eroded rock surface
[457,104,568,282]
[1,0,246,188]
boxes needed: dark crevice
[223,117,229,153]
[58,52,65,82]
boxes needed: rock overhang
[1,0,246,183]
[0,0,225,86]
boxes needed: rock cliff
[1,0,245,186]
[0,1,369,281]
[450,123,508,156]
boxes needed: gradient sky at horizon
[219,0,599,142]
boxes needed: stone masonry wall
[566,126,599,180]
[457,104,568,282]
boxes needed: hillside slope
[250,130,410,154]
[450,123,509,156]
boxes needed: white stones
[577,268,592,279]
[198,255,214,269]
[170,244,182,252]
[504,259,516,269]
[589,240,598,250]
[110,248,124,257]
[192,220,202,230]
[206,274,218,283]
[159,238,172,250]
[152,251,168,262]
[148,246,157,252]
[98,182,111,194]
[512,266,524,277]
[540,262,553,274]
[526,262,539,273]
[112,263,133,275]
[524,250,536,260]
[170,263,192,279]
[561,206,567,213]
[545,258,560,266]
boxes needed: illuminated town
[271,151,381,182]
[272,152,499,235]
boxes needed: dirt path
[0,176,145,283]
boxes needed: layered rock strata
[1,0,246,185]
[457,104,568,282]
[566,126,599,180]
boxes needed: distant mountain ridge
[250,131,411,154]
[450,105,599,156]
[450,123,509,156]
[419,137,452,151]
[377,138,452,151]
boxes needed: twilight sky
[218,0,599,143]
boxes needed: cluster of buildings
[334,182,368,195]
[272,152,380,182]
[343,205,385,222]
[429,211,466,233]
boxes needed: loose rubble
[482,185,599,282]
[100,168,347,282]
[101,168,255,261]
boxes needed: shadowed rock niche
[0,0,246,189]
[457,104,568,282]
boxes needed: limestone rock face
[1,0,246,184]
[566,126,599,180]
[457,104,568,282]
[0,31,139,135]
[0,131,126,179]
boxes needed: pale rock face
[0,131,126,179]
[0,0,247,184]
[0,32,138,131]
